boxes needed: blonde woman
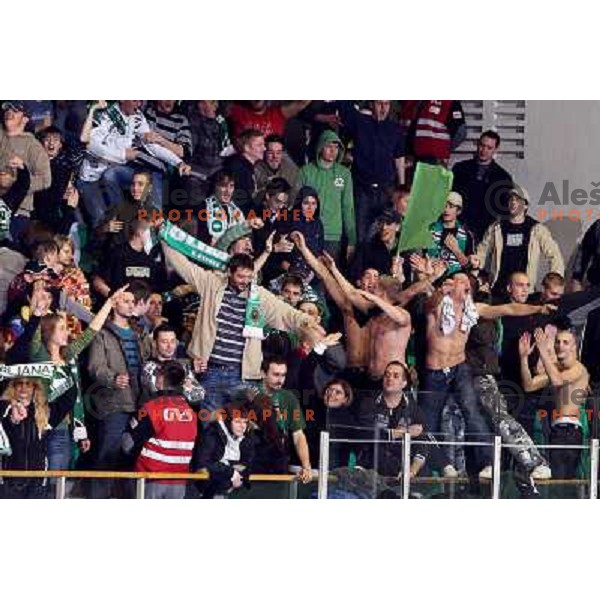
[0,377,75,498]
[7,285,128,476]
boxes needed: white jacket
[79,107,181,182]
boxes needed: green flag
[397,163,454,252]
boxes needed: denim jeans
[101,165,135,208]
[201,363,243,426]
[145,482,186,499]
[47,427,72,471]
[354,182,389,245]
[420,363,493,468]
[9,214,30,245]
[78,166,135,227]
[149,171,164,211]
[77,180,108,227]
[91,411,133,499]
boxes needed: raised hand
[518,332,533,357]
[108,284,130,307]
[319,251,336,271]
[409,253,429,275]
[289,231,306,251]
[322,332,343,347]
[247,216,264,230]
[430,259,448,281]
[533,327,550,352]
[273,234,294,253]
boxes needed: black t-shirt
[495,218,536,292]
[466,319,500,377]
[99,242,162,292]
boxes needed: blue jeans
[354,182,389,244]
[420,363,493,468]
[145,482,186,499]
[101,165,135,208]
[9,214,30,245]
[77,180,107,227]
[149,171,164,211]
[91,411,133,499]
[201,363,243,422]
[47,427,72,470]
[78,166,135,227]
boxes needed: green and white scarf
[160,221,265,339]
[160,220,230,271]
[0,199,11,241]
[0,362,75,402]
[0,362,55,381]
[205,196,244,239]
[243,281,266,340]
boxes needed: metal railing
[1,435,598,499]
[319,431,600,499]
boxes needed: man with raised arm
[290,231,443,387]
[159,225,324,418]
[421,271,556,479]
[519,327,589,480]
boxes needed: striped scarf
[159,221,265,339]
[159,220,230,271]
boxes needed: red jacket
[401,100,464,160]
[135,394,198,477]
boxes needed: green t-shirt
[257,384,306,434]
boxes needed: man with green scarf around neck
[158,218,325,424]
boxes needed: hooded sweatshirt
[279,185,324,279]
[296,130,356,245]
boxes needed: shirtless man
[422,272,556,479]
[289,231,372,374]
[322,250,442,383]
[289,232,441,398]
[519,327,589,480]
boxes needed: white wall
[496,100,600,273]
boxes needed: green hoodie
[296,130,356,245]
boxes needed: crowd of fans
[0,99,598,499]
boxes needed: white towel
[440,295,479,336]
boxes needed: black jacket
[452,158,513,242]
[223,153,255,213]
[32,152,76,235]
[0,385,77,473]
[358,392,430,477]
[191,420,257,497]
[573,220,600,286]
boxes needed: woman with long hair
[0,377,75,498]
[9,284,128,474]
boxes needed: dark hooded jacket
[279,185,325,279]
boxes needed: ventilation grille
[454,100,526,159]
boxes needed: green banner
[397,163,454,252]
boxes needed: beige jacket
[0,127,51,214]
[476,218,564,288]
[162,243,315,380]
